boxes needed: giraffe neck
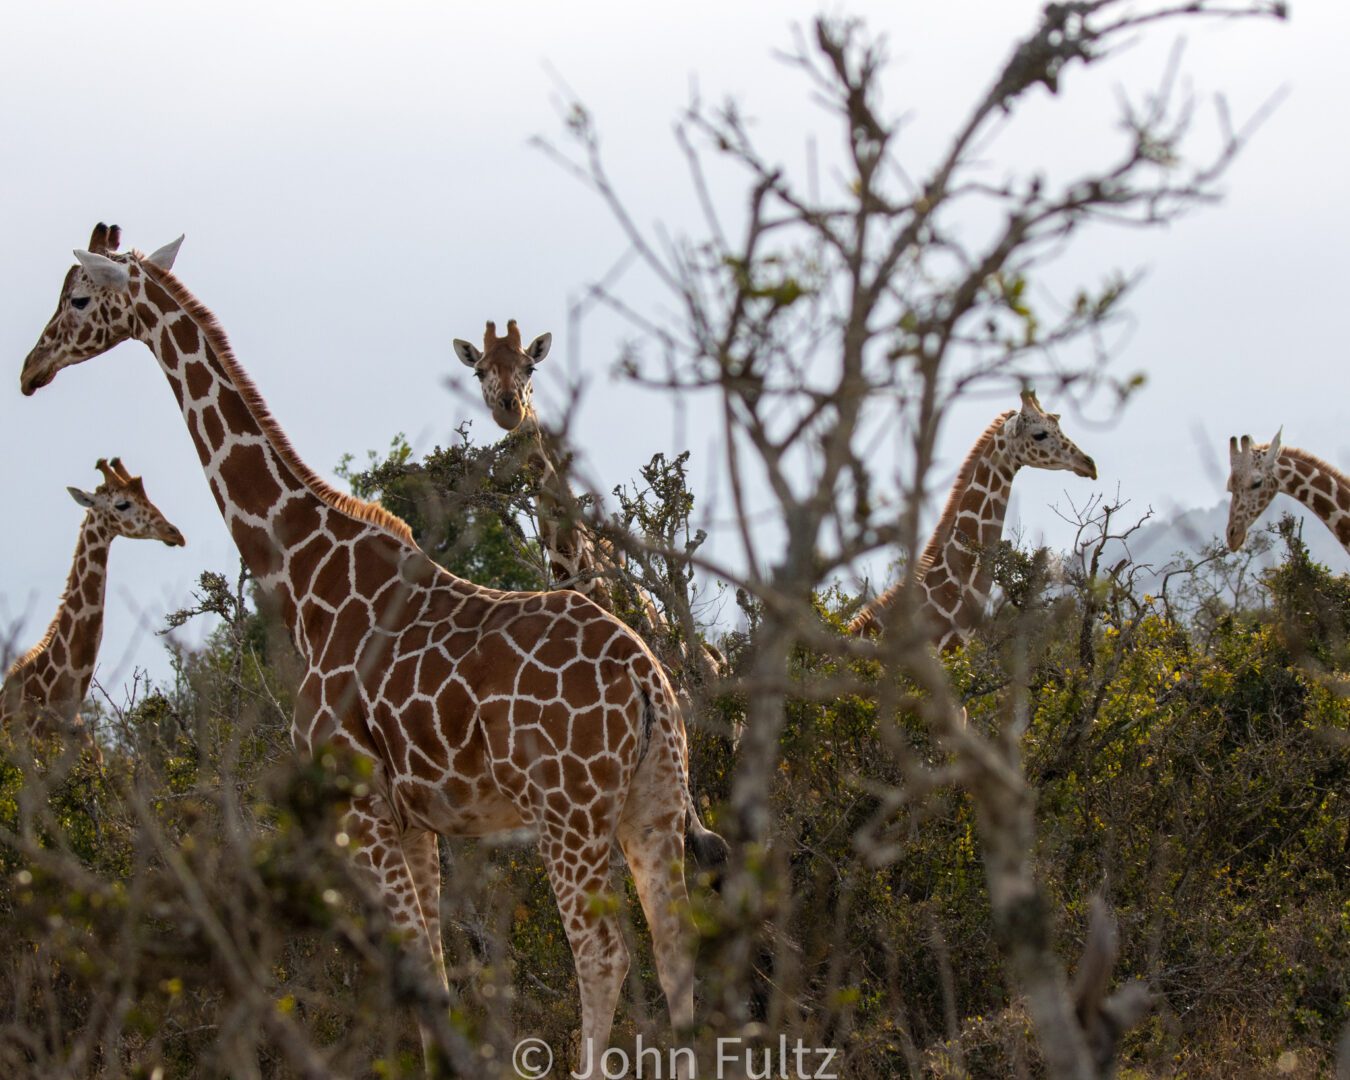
[1274,447,1350,550]
[918,414,1017,646]
[851,411,1017,645]
[3,515,112,730]
[126,262,422,637]
[518,411,612,606]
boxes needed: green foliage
[340,428,547,592]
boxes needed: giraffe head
[452,319,552,431]
[21,223,184,396]
[1225,430,1282,551]
[68,458,186,547]
[1003,390,1097,478]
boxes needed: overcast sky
[2,2,1347,698]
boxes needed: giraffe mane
[849,410,1016,636]
[1273,445,1349,487]
[5,626,58,682]
[138,258,416,548]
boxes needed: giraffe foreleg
[344,794,448,1067]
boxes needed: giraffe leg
[618,765,695,1037]
[539,831,629,1079]
[344,795,447,1066]
[403,828,447,990]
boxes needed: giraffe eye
[1032,431,1049,442]
[473,370,485,381]
[71,296,91,310]
[114,500,132,511]
[1250,479,1262,490]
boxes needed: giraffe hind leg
[618,750,696,1037]
[538,827,630,1079]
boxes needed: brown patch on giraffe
[275,497,323,551]
[354,543,398,598]
[1309,473,1333,496]
[234,521,282,579]
[183,360,213,402]
[381,657,419,714]
[171,316,200,356]
[287,533,328,595]
[535,629,582,670]
[201,405,226,451]
[580,621,615,660]
[322,602,369,669]
[569,712,606,759]
[215,387,253,437]
[1312,494,1335,520]
[518,663,560,701]
[311,547,354,606]
[70,618,99,669]
[143,276,174,313]
[589,755,620,792]
[222,443,283,515]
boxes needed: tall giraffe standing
[1226,430,1350,553]
[1,457,184,753]
[849,391,1097,649]
[21,225,725,1074]
[454,321,724,683]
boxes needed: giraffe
[1225,430,1350,553]
[1,456,185,755]
[454,320,724,684]
[20,224,725,1074]
[849,390,1098,649]
[453,319,616,608]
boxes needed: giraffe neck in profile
[125,263,422,639]
[3,515,112,732]
[851,411,1018,646]
[1274,448,1350,550]
[518,410,613,607]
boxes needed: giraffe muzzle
[20,350,56,396]
[1075,456,1098,481]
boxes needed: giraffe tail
[685,801,729,880]
[636,668,728,880]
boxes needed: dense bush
[3,413,1345,1079]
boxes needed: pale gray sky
[2,2,1347,696]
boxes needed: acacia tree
[538,3,1286,1075]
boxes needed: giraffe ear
[67,487,97,509]
[1268,427,1282,460]
[453,339,482,367]
[146,234,184,271]
[526,332,552,363]
[73,249,130,291]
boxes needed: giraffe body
[1,457,184,752]
[22,227,723,1072]
[849,391,1097,648]
[1226,431,1350,552]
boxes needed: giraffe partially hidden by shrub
[850,390,1097,648]
[1,456,184,759]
